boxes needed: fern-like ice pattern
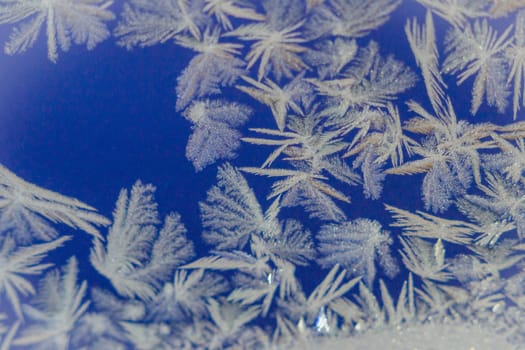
[1,0,525,349]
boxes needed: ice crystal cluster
[1,0,525,349]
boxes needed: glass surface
[0,1,524,349]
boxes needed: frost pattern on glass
[1,0,525,349]
[0,0,114,62]
[316,218,398,286]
